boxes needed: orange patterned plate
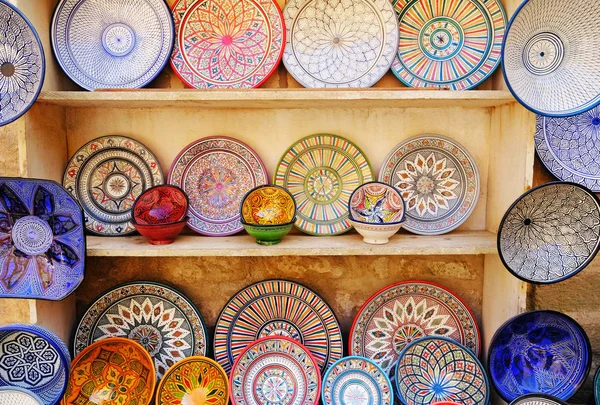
[241,185,296,226]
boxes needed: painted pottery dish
[241,185,296,226]
[0,387,43,405]
[171,0,284,89]
[282,0,398,88]
[274,134,374,235]
[73,281,208,381]
[349,281,480,374]
[349,182,405,224]
[133,185,188,225]
[391,0,506,90]
[63,136,164,236]
[488,310,591,402]
[510,394,568,405]
[155,356,228,405]
[62,338,155,405]
[214,279,343,374]
[242,222,295,245]
[502,0,600,116]
[498,182,600,284]
[349,220,403,245]
[229,336,321,405]
[51,0,174,91]
[132,217,188,245]
[535,108,600,192]
[396,337,489,405]
[0,324,70,405]
[0,1,45,127]
[594,367,600,405]
[169,136,268,236]
[379,134,480,235]
[322,356,393,405]
[0,178,85,300]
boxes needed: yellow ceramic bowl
[240,185,296,226]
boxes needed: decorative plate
[229,336,321,405]
[0,1,45,127]
[51,0,174,91]
[396,337,489,405]
[379,134,480,235]
[498,182,600,284]
[349,182,405,224]
[595,367,600,405]
[73,281,208,381]
[171,0,284,89]
[241,185,296,225]
[349,281,480,374]
[322,356,393,405]
[488,310,591,402]
[62,337,155,405]
[133,185,189,225]
[502,0,600,116]
[155,356,229,405]
[168,136,268,236]
[282,0,398,88]
[535,108,600,192]
[214,279,343,374]
[0,387,43,405]
[0,178,85,300]
[510,394,569,405]
[0,324,70,405]
[274,134,374,235]
[63,135,164,236]
[391,0,506,90]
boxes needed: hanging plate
[0,387,43,405]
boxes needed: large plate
[51,0,174,90]
[63,135,164,236]
[73,281,208,381]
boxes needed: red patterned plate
[133,185,189,225]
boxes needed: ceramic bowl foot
[362,238,390,245]
[256,239,282,246]
[148,238,175,245]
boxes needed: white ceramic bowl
[350,220,403,245]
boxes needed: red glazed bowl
[132,217,188,245]
[133,185,189,225]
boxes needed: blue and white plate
[0,387,43,405]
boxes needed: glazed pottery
[73,281,207,380]
[0,1,45,126]
[282,0,398,88]
[379,134,480,235]
[63,136,164,236]
[595,367,600,405]
[133,185,188,225]
[214,279,343,374]
[171,0,284,89]
[349,281,480,374]
[241,185,296,225]
[51,0,174,90]
[62,338,155,405]
[498,182,600,284]
[0,387,43,405]
[132,217,188,245]
[349,220,403,245]
[488,310,591,402]
[242,222,295,245]
[510,394,568,405]
[0,178,85,300]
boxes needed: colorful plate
[274,134,374,235]
[155,356,228,405]
[391,0,506,90]
[379,134,480,235]
[73,281,208,381]
[214,279,343,374]
[349,182,405,224]
[229,336,321,405]
[0,387,43,405]
[0,1,45,127]
[63,136,164,236]
[498,182,600,284]
[133,184,189,225]
[322,356,393,405]
[282,0,398,88]
[241,184,296,225]
[510,394,569,405]
[488,310,591,402]
[171,0,284,89]
[168,136,268,236]
[349,281,481,374]
[51,0,174,90]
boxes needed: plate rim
[509,393,570,405]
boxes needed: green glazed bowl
[242,220,295,245]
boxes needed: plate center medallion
[420,17,464,61]
[1,62,15,77]
[306,167,342,204]
[258,320,303,341]
[523,32,564,76]
[12,216,53,256]
[102,23,136,57]
[261,374,290,403]
[129,324,163,357]
[103,172,132,200]
[393,324,425,353]
[342,383,370,405]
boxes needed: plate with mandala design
[0,387,43,405]
[379,134,480,235]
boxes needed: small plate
[0,387,43,405]
[349,182,405,224]
[133,185,189,225]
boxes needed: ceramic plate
[282,0,398,88]
[275,134,374,235]
[0,1,45,126]
[214,279,343,374]
[349,182,405,224]
[230,337,321,405]
[133,184,189,225]
[595,367,600,405]
[502,0,600,116]
[156,356,229,405]
[241,184,296,225]
[498,182,600,284]
[63,135,164,236]
[510,394,569,405]
[0,387,42,405]
[0,178,85,300]
[396,337,489,405]
[349,281,480,374]
[322,356,393,405]
[488,310,591,402]
[73,281,208,380]
[168,137,268,236]
[391,0,506,90]
[51,0,174,90]
[171,0,284,89]
[379,134,480,235]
